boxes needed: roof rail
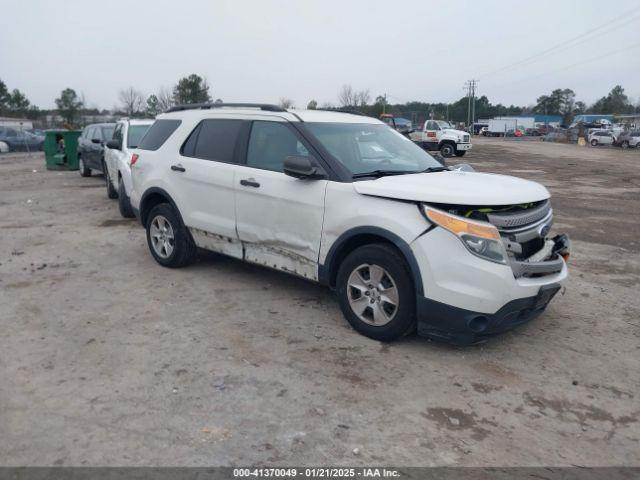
[166,103,287,113]
[316,108,367,116]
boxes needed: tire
[454,150,466,157]
[336,243,416,342]
[590,139,598,146]
[145,203,197,268]
[118,176,135,218]
[105,162,118,199]
[621,141,629,149]
[78,156,91,177]
[439,143,455,157]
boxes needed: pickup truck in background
[380,114,413,135]
[409,119,472,157]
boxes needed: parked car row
[0,127,44,152]
[76,119,153,218]
[588,129,640,148]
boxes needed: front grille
[487,200,551,229]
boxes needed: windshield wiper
[422,166,450,173]
[352,169,422,179]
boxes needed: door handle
[240,178,260,188]
[171,164,186,172]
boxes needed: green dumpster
[44,130,81,170]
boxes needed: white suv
[130,104,569,345]
[105,118,154,217]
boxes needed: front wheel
[336,244,416,342]
[454,150,466,157]
[590,139,598,146]
[78,157,91,177]
[105,162,118,199]
[439,143,455,157]
[146,203,197,268]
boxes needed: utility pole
[464,80,478,134]
[382,93,387,114]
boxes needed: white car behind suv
[130,104,569,345]
[105,118,154,217]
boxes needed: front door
[423,120,440,147]
[235,120,327,280]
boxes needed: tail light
[130,153,139,166]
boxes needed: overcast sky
[2,0,639,110]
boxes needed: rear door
[169,118,245,259]
[234,120,327,280]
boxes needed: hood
[352,170,550,206]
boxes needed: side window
[246,121,308,173]
[191,119,243,163]
[138,120,182,151]
[180,123,201,157]
[426,121,435,130]
[113,124,123,143]
[86,127,96,140]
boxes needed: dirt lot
[1,138,639,467]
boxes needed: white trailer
[495,116,535,130]
[488,118,518,136]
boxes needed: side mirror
[91,138,102,144]
[283,155,326,180]
[106,139,121,150]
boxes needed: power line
[478,7,640,79]
[491,41,640,90]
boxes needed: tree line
[1,75,638,128]
[319,84,640,126]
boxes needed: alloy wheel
[347,263,399,326]
[149,215,175,259]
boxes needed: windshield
[127,124,152,148]
[304,122,443,175]
[436,120,453,129]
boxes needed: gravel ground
[0,139,638,467]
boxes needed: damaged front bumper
[410,219,570,346]
[509,234,570,278]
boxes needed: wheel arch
[139,187,182,227]
[319,226,424,297]
[438,139,457,149]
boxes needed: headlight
[423,206,508,264]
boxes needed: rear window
[138,120,181,150]
[127,124,152,148]
[182,119,243,163]
[101,126,114,141]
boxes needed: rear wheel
[621,141,629,149]
[146,203,196,268]
[118,176,135,218]
[590,139,598,146]
[105,162,118,199]
[439,143,455,157]
[78,157,91,177]
[336,243,416,342]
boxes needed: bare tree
[338,84,355,107]
[306,99,318,110]
[354,89,371,107]
[279,97,295,109]
[156,86,174,112]
[118,87,144,116]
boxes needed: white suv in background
[105,119,154,217]
[129,104,569,345]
